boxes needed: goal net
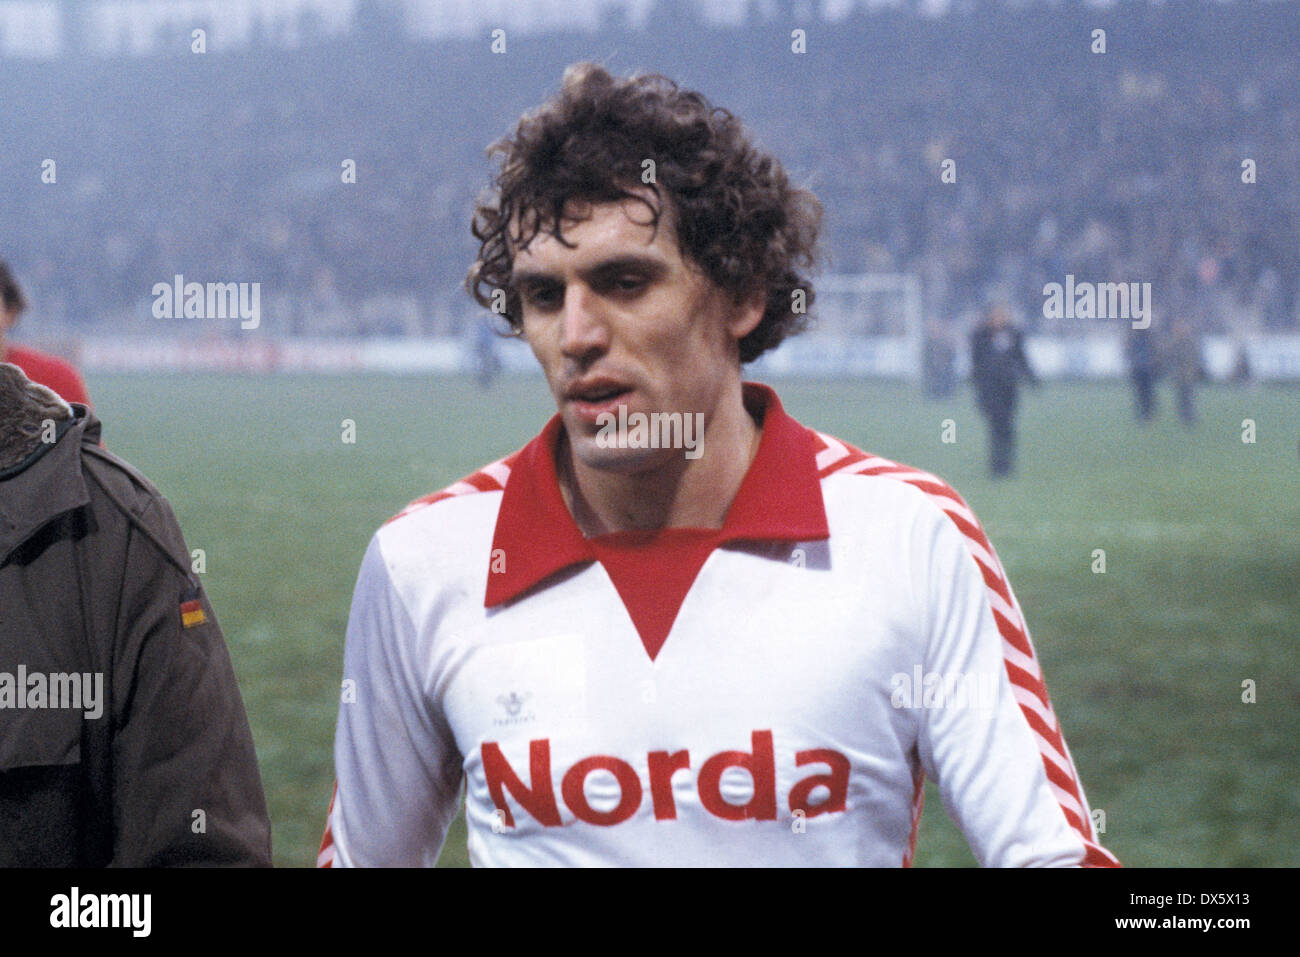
[748,273,924,380]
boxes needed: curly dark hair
[0,259,27,318]
[467,62,822,364]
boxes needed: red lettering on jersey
[697,730,777,821]
[789,748,851,817]
[647,750,691,820]
[482,739,562,827]
[562,755,643,826]
[480,732,849,828]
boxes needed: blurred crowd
[0,0,1295,339]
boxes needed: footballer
[319,63,1118,867]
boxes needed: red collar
[484,382,829,607]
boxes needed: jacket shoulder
[79,439,193,578]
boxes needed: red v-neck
[483,384,832,663]
[588,528,725,661]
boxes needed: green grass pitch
[84,372,1300,867]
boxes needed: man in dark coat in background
[1125,319,1160,422]
[970,303,1038,478]
[0,362,271,866]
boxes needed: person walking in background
[1163,315,1203,427]
[923,319,959,399]
[0,258,91,407]
[970,302,1037,478]
[1125,319,1160,423]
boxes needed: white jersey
[319,384,1117,867]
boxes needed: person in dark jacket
[0,362,271,866]
[970,303,1038,478]
[1125,319,1160,422]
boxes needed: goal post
[749,273,925,380]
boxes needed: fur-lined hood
[0,362,96,562]
[0,361,75,474]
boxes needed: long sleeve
[913,492,1118,867]
[109,495,271,867]
[323,534,463,867]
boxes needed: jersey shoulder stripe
[813,430,1120,867]
[317,782,337,868]
[384,452,519,526]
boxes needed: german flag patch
[180,585,207,629]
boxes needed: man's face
[511,192,761,475]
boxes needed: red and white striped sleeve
[816,433,1119,867]
[317,784,338,868]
